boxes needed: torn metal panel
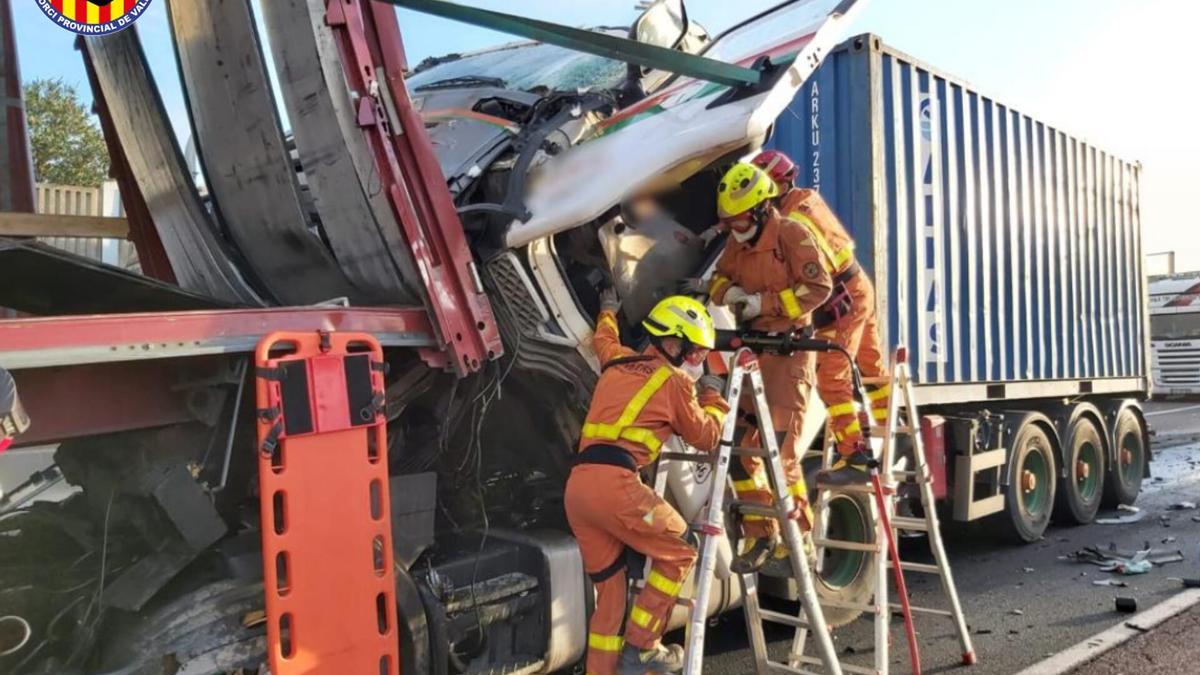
[0,239,225,315]
[166,0,361,306]
[81,29,263,305]
[258,0,422,305]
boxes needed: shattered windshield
[409,39,628,93]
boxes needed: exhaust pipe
[0,615,31,656]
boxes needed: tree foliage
[24,78,109,187]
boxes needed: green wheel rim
[1077,440,1100,501]
[1021,448,1050,517]
[820,497,868,588]
[1120,432,1143,486]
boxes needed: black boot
[730,536,777,574]
[616,641,684,674]
[815,450,874,487]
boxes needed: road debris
[1092,578,1129,587]
[1114,597,1138,613]
[1010,609,1025,616]
[1096,510,1146,525]
[1167,501,1197,510]
[1064,542,1186,575]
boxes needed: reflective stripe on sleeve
[702,405,727,426]
[778,288,802,319]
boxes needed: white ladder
[807,348,977,674]
[657,347,844,675]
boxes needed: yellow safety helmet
[642,295,716,350]
[716,161,779,219]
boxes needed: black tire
[1103,409,1146,507]
[1054,415,1106,524]
[1001,422,1057,543]
[803,461,876,627]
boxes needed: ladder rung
[793,655,876,674]
[859,376,891,385]
[729,501,784,520]
[890,469,930,480]
[814,538,880,553]
[891,425,915,434]
[890,516,930,531]
[816,482,876,494]
[817,598,878,614]
[890,560,941,574]
[890,602,954,617]
[657,451,715,464]
[731,446,770,458]
[757,608,810,629]
[763,661,817,675]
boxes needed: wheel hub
[1022,470,1037,493]
[1076,460,1091,481]
[1121,448,1133,466]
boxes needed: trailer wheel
[811,490,877,627]
[1054,416,1106,524]
[1103,409,1146,507]
[1001,422,1057,543]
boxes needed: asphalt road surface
[1145,399,1200,440]
[695,429,1200,674]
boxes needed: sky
[10,0,1200,271]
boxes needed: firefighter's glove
[676,277,708,295]
[733,293,763,321]
[696,374,726,395]
[720,285,748,307]
[600,286,622,314]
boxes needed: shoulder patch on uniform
[803,262,822,280]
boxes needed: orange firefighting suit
[778,187,888,457]
[709,208,833,538]
[564,309,730,675]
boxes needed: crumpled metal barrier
[81,29,263,305]
[166,0,361,306]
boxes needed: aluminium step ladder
[807,347,977,674]
[657,347,844,675]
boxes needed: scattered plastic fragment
[1093,578,1129,587]
[1114,597,1137,613]
[1118,504,1140,513]
[1022,567,1035,573]
[1166,501,1197,510]
[1096,511,1145,525]
[1009,609,1024,616]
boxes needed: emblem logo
[35,0,154,36]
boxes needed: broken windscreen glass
[409,35,629,93]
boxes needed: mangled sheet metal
[81,29,263,306]
[258,0,423,305]
[0,239,226,315]
[165,0,361,306]
[504,0,864,247]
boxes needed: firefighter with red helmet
[751,150,889,487]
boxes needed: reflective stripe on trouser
[587,570,627,675]
[734,350,814,538]
[564,464,698,671]
[814,274,885,456]
[625,564,692,650]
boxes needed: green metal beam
[386,0,761,88]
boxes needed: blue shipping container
[769,34,1149,404]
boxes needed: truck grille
[1153,342,1200,385]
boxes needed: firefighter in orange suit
[752,150,888,487]
[565,292,730,674]
[706,161,840,573]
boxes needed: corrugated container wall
[768,34,1148,396]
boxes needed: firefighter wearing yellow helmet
[707,161,841,575]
